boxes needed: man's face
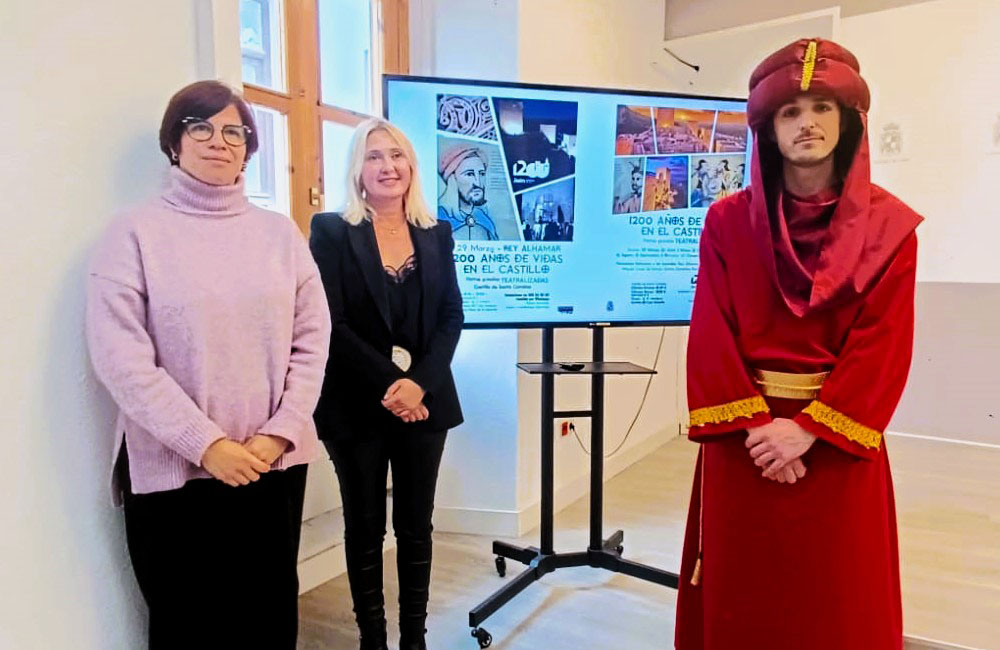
[772,94,842,166]
[456,156,487,207]
[630,170,642,194]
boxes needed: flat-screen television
[383,75,751,328]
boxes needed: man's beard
[460,188,487,207]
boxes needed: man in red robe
[675,39,923,650]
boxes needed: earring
[361,188,368,199]
[171,151,178,161]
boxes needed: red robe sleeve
[793,233,918,459]
[687,207,773,439]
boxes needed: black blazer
[309,212,464,440]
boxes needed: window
[239,0,410,233]
[319,0,377,115]
[240,0,287,92]
[244,105,291,215]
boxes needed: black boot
[397,533,432,650]
[345,540,389,650]
[398,630,427,650]
[359,625,388,650]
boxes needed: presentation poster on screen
[385,78,750,326]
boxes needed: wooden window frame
[242,0,409,235]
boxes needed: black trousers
[121,457,307,650]
[324,429,447,643]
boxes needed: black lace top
[384,253,422,360]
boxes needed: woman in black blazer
[309,118,463,650]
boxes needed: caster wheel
[495,556,507,577]
[615,545,624,555]
[472,627,493,648]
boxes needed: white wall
[418,0,521,80]
[659,9,838,98]
[841,0,1000,284]
[517,0,666,91]
[664,0,933,39]
[435,331,523,532]
[0,2,207,648]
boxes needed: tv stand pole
[467,325,678,649]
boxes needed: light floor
[299,434,1000,650]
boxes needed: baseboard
[298,542,347,594]
[432,504,523,538]
[904,635,985,650]
[432,426,674,537]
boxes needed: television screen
[383,76,751,328]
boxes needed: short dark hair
[159,80,259,165]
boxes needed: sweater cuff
[257,410,304,453]
[171,419,226,465]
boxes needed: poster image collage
[436,94,578,242]
[612,105,749,215]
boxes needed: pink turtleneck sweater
[87,167,331,500]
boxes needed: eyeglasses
[180,116,252,147]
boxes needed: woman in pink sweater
[86,81,330,650]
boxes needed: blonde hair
[341,118,437,229]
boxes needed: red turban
[743,39,921,316]
[747,38,870,129]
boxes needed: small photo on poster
[493,98,577,192]
[690,154,746,208]
[656,108,715,154]
[517,177,575,242]
[712,111,748,152]
[437,135,521,241]
[437,94,498,140]
[615,105,656,155]
[643,156,689,211]
[611,156,645,214]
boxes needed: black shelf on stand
[467,326,679,648]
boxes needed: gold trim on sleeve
[690,395,770,428]
[802,401,883,450]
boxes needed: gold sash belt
[753,369,829,400]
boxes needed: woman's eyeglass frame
[180,116,253,147]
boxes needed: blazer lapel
[412,224,439,342]
[348,220,391,330]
